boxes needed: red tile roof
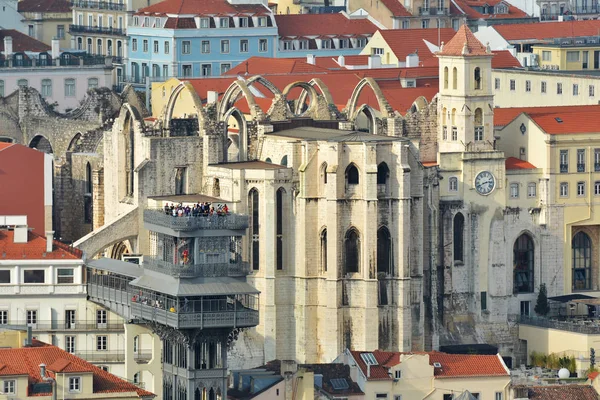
[380,28,457,61]
[18,0,71,13]
[493,20,600,42]
[0,143,12,151]
[506,157,536,170]
[0,30,50,53]
[0,340,154,397]
[164,17,197,29]
[588,371,600,380]
[491,50,521,68]
[224,57,329,75]
[275,14,378,37]
[528,107,600,134]
[341,55,370,66]
[350,350,509,380]
[494,104,600,127]
[379,0,412,16]
[452,0,530,19]
[0,230,82,260]
[137,0,270,16]
[438,25,490,56]
[525,385,599,400]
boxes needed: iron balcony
[143,257,250,278]
[143,209,249,231]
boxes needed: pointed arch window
[514,234,534,293]
[451,109,457,141]
[344,228,360,274]
[452,67,458,90]
[377,162,390,185]
[321,162,328,185]
[453,213,464,263]
[377,227,392,275]
[124,116,135,196]
[442,107,448,140]
[280,155,288,167]
[249,189,260,271]
[84,163,93,223]
[276,188,284,270]
[346,164,359,185]
[320,228,327,272]
[474,67,482,90]
[572,231,592,290]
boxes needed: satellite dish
[558,368,570,379]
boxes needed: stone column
[93,169,104,229]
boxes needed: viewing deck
[144,257,250,278]
[144,210,249,232]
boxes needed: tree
[535,283,550,316]
[591,348,596,370]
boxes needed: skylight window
[360,353,378,366]
[330,378,349,390]
[555,117,563,123]
[433,362,442,368]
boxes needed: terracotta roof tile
[224,57,329,75]
[18,0,71,13]
[0,30,50,53]
[438,25,490,56]
[0,230,82,260]
[506,156,536,170]
[452,0,530,19]
[525,385,599,400]
[0,143,12,151]
[379,28,456,61]
[379,0,412,16]
[589,371,600,380]
[491,50,521,68]
[275,14,377,37]
[493,20,600,41]
[0,340,154,397]
[350,350,508,380]
[494,105,600,127]
[164,17,197,28]
[137,0,271,16]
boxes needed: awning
[548,294,597,303]
[572,298,600,306]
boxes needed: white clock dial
[474,171,495,195]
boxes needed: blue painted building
[127,0,277,82]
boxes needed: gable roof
[506,156,536,170]
[379,28,457,61]
[438,25,491,56]
[0,230,83,260]
[0,340,154,397]
[275,14,377,37]
[524,385,599,400]
[493,105,600,127]
[379,0,412,16]
[137,0,271,16]
[452,0,529,19]
[350,350,509,380]
[491,50,521,67]
[527,106,600,134]
[18,0,71,13]
[493,20,600,42]
[0,30,50,53]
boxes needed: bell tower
[436,25,495,155]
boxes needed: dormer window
[496,3,508,13]
[143,17,149,27]
[220,18,229,28]
[133,16,139,26]
[356,37,367,47]
[154,18,161,28]
[257,16,267,26]
[68,377,81,393]
[283,41,293,51]
[339,39,348,49]
[239,17,248,27]
[200,18,210,28]
[299,40,309,50]
[322,39,332,49]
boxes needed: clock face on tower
[474,171,496,195]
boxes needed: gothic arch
[282,81,319,116]
[410,96,429,114]
[354,104,377,134]
[29,134,54,154]
[67,132,82,152]
[296,78,338,115]
[222,106,247,161]
[162,81,204,131]
[246,75,282,97]
[219,80,263,121]
[345,77,395,120]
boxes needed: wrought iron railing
[519,315,600,335]
[560,163,569,173]
[75,351,125,362]
[418,7,449,14]
[10,320,123,331]
[143,209,249,231]
[578,163,586,172]
[69,24,125,36]
[133,352,153,363]
[144,257,250,278]
[71,0,126,10]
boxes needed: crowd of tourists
[163,202,229,217]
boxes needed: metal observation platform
[85,206,259,400]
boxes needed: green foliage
[534,283,550,316]
[530,351,576,372]
[591,348,596,369]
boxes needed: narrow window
[514,234,534,293]
[377,227,392,275]
[344,229,360,274]
[249,189,260,270]
[320,229,327,272]
[452,67,457,89]
[474,108,483,141]
[346,164,359,185]
[453,213,464,262]
[474,67,481,90]
[175,167,186,195]
[443,66,448,89]
[572,231,592,290]
[449,177,458,191]
[377,162,389,185]
[276,188,284,271]
[494,78,500,90]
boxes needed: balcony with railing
[519,315,600,335]
[71,0,126,10]
[75,350,125,362]
[133,352,153,364]
[12,320,124,331]
[418,7,449,15]
[143,256,250,278]
[560,163,569,173]
[143,209,249,232]
[578,163,586,172]
[69,24,125,36]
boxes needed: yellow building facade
[533,44,600,71]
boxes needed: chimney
[13,225,28,243]
[45,231,54,253]
[406,52,419,68]
[367,364,371,378]
[338,55,345,67]
[207,91,219,104]
[4,36,13,56]
[306,54,315,65]
[51,38,60,59]
[368,55,381,69]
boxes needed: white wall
[0,0,26,33]
[474,27,516,55]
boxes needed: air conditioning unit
[122,254,143,264]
